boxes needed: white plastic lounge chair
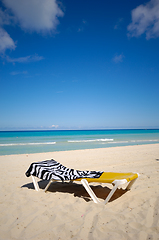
[25,159,139,204]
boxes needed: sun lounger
[25,159,139,204]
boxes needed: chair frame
[31,173,139,204]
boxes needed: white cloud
[10,71,28,75]
[0,0,64,53]
[112,53,125,63]
[51,125,59,128]
[6,54,44,63]
[0,8,14,25]
[2,0,64,33]
[0,27,16,53]
[127,0,159,39]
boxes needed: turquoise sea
[0,129,159,155]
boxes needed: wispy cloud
[0,7,15,25]
[10,70,28,75]
[114,18,123,30]
[127,0,159,39]
[77,27,84,32]
[112,53,125,63]
[56,91,63,94]
[0,27,16,53]
[78,19,88,32]
[6,54,44,63]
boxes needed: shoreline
[1,128,159,156]
[1,142,159,157]
[0,144,159,239]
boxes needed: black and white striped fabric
[25,159,103,181]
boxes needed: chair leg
[81,179,101,204]
[126,178,137,190]
[31,176,55,192]
[31,175,40,191]
[104,179,128,205]
[104,184,118,204]
[81,179,128,204]
[44,180,56,192]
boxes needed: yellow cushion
[76,172,138,183]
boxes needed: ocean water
[0,129,159,155]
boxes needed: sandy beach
[0,144,159,240]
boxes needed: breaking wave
[130,139,159,142]
[0,142,56,147]
[68,138,114,143]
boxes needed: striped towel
[25,159,103,181]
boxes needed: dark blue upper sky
[0,0,159,130]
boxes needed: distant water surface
[0,129,159,155]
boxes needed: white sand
[0,144,159,240]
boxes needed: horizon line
[0,128,159,132]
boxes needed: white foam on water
[131,139,159,143]
[0,142,56,147]
[68,138,114,143]
[109,141,129,144]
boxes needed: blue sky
[0,0,159,130]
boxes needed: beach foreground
[0,144,159,240]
